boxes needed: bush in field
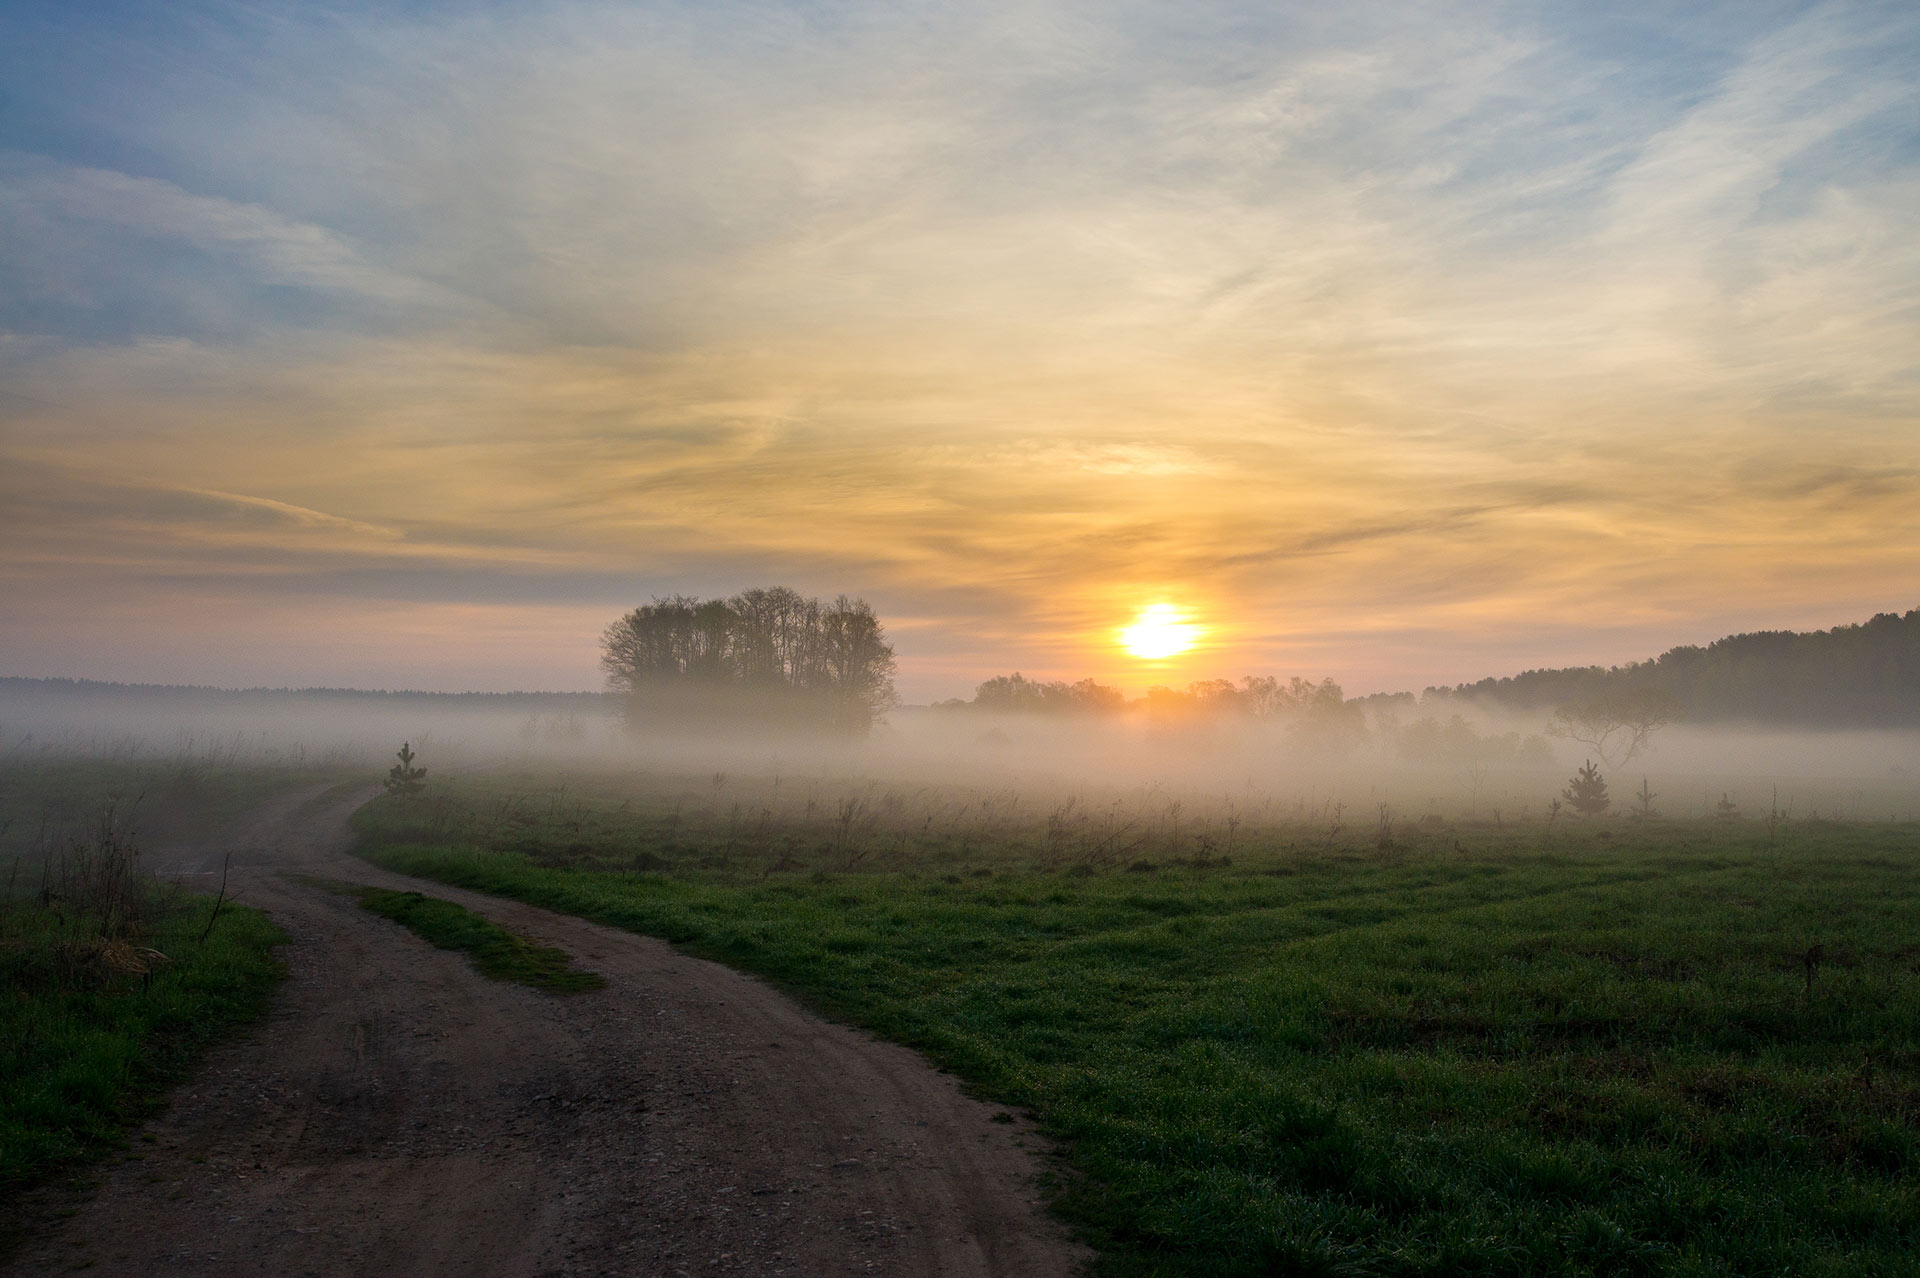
[1562,759,1611,817]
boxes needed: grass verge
[0,895,283,1202]
[1,756,344,1231]
[355,886,604,993]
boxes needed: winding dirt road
[4,784,1088,1277]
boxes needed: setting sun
[1119,603,1201,660]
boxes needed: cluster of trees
[964,673,1127,715]
[945,673,1579,768]
[940,673,1364,736]
[1378,712,1554,768]
[1428,609,1920,726]
[600,586,897,733]
[1139,676,1361,733]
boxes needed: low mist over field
[8,603,1917,829]
[3,0,1916,838]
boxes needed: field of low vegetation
[0,754,349,862]
[355,767,1920,1276]
[0,757,338,1214]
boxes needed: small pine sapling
[385,741,428,797]
[1632,777,1659,820]
[1562,760,1610,818]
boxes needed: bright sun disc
[1120,603,1200,660]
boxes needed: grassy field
[355,769,1920,1276]
[352,884,604,993]
[0,754,352,862]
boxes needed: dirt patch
[4,784,1089,1276]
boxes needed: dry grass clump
[46,936,174,987]
[2,803,177,988]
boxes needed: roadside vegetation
[356,769,1920,1276]
[0,754,354,1218]
[353,885,603,993]
[0,804,282,1205]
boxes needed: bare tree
[1546,687,1682,768]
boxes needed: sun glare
[1120,603,1200,660]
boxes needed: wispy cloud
[0,0,1915,692]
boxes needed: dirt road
[4,784,1089,1277]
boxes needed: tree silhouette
[1546,688,1681,768]
[600,586,897,733]
[967,673,1125,714]
[1631,777,1659,820]
[384,741,427,797]
[1427,608,1920,727]
[1561,760,1610,817]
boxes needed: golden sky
[2,3,1917,697]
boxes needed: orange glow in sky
[0,4,1916,698]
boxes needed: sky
[2,0,1917,700]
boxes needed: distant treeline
[600,586,898,732]
[0,678,609,711]
[942,672,1354,722]
[940,673,1365,743]
[1424,608,1920,726]
[937,671,1547,762]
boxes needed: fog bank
[5,679,1917,826]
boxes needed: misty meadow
[6,605,1920,1273]
[5,1,1920,1275]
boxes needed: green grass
[355,886,604,993]
[357,774,1920,1276]
[0,894,283,1199]
[1,757,346,1219]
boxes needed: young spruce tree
[385,741,428,797]
[1562,759,1610,817]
